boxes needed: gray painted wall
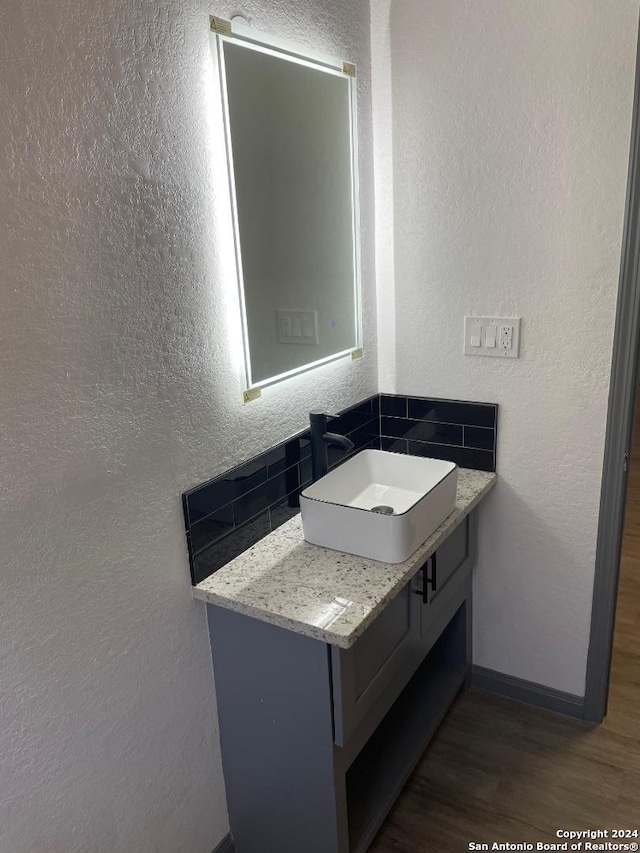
[0,0,377,850]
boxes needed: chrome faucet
[309,410,355,482]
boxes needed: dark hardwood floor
[369,407,640,851]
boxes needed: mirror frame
[210,16,363,393]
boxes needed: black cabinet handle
[413,561,430,603]
[427,552,437,593]
[414,554,437,602]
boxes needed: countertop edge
[192,471,497,648]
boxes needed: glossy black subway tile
[265,438,301,478]
[361,395,379,418]
[380,394,408,418]
[186,481,233,525]
[299,434,312,458]
[190,507,235,555]
[270,495,301,531]
[233,470,290,525]
[351,416,380,449]
[379,416,412,439]
[284,462,300,496]
[264,444,287,477]
[407,440,495,472]
[380,416,463,446]
[371,394,380,420]
[407,397,497,429]
[186,456,267,524]
[192,511,271,584]
[299,454,313,486]
[381,437,408,454]
[332,400,376,434]
[327,443,355,469]
[464,425,496,451]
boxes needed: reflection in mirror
[216,31,361,388]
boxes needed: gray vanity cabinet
[423,515,469,606]
[331,516,473,761]
[331,576,423,747]
[207,512,477,853]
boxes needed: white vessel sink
[300,449,458,563]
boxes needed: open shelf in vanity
[346,603,469,853]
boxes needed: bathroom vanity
[193,468,496,853]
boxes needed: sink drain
[370,505,395,515]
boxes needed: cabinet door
[427,517,469,606]
[411,518,468,619]
[331,575,422,747]
[416,516,474,656]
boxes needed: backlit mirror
[212,20,362,390]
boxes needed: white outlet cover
[464,316,521,358]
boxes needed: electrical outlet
[464,316,521,358]
[499,325,513,350]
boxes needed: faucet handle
[309,409,339,421]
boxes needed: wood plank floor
[369,408,640,851]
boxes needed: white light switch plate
[464,316,521,358]
[277,309,319,345]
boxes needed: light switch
[464,315,521,358]
[277,309,319,345]
[279,315,292,339]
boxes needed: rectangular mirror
[213,22,362,390]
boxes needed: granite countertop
[193,468,497,648]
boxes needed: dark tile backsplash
[379,416,463,447]
[407,397,496,429]
[381,394,497,473]
[183,395,380,584]
[380,394,408,418]
[184,393,497,584]
[464,425,495,451]
[407,440,494,472]
[193,511,271,582]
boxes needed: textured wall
[370,0,397,390]
[0,0,376,850]
[374,0,638,695]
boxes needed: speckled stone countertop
[193,468,497,648]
